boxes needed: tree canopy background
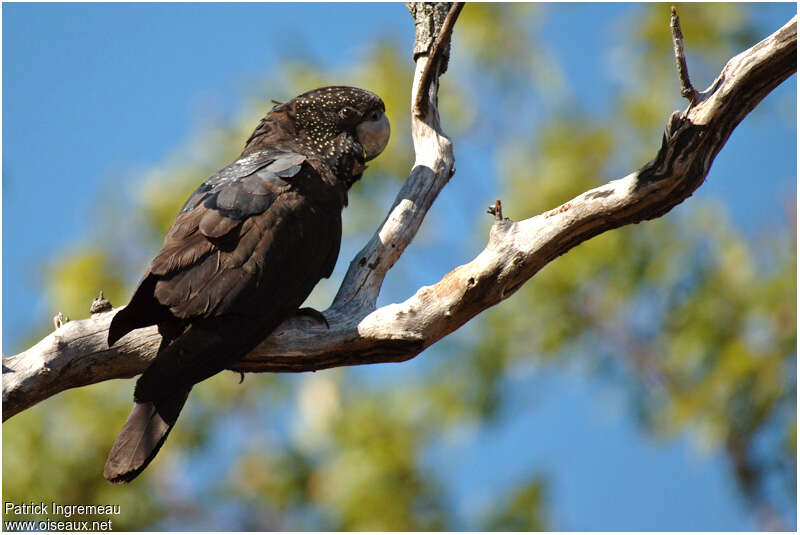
[3,3,795,530]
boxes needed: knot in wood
[90,290,113,314]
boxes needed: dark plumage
[104,86,390,483]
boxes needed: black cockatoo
[104,86,390,483]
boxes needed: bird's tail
[105,318,261,483]
[103,388,190,484]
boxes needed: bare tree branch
[332,2,459,309]
[670,6,698,104]
[412,2,465,117]
[3,11,796,421]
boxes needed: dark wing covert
[109,150,310,343]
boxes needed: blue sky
[3,2,796,530]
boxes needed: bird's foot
[296,307,329,329]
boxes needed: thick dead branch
[332,2,458,309]
[3,13,795,421]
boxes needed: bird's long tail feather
[104,388,190,484]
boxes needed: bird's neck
[243,114,366,193]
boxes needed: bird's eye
[338,107,358,121]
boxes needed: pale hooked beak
[356,112,390,161]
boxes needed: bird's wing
[108,150,337,344]
[148,150,304,276]
[153,150,317,318]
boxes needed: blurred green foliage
[484,478,548,531]
[3,3,794,530]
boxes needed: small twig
[670,6,698,105]
[487,199,503,221]
[53,312,69,330]
[90,290,113,315]
[414,2,465,117]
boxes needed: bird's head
[291,86,390,163]
[245,86,390,183]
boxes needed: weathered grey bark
[3,10,796,421]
